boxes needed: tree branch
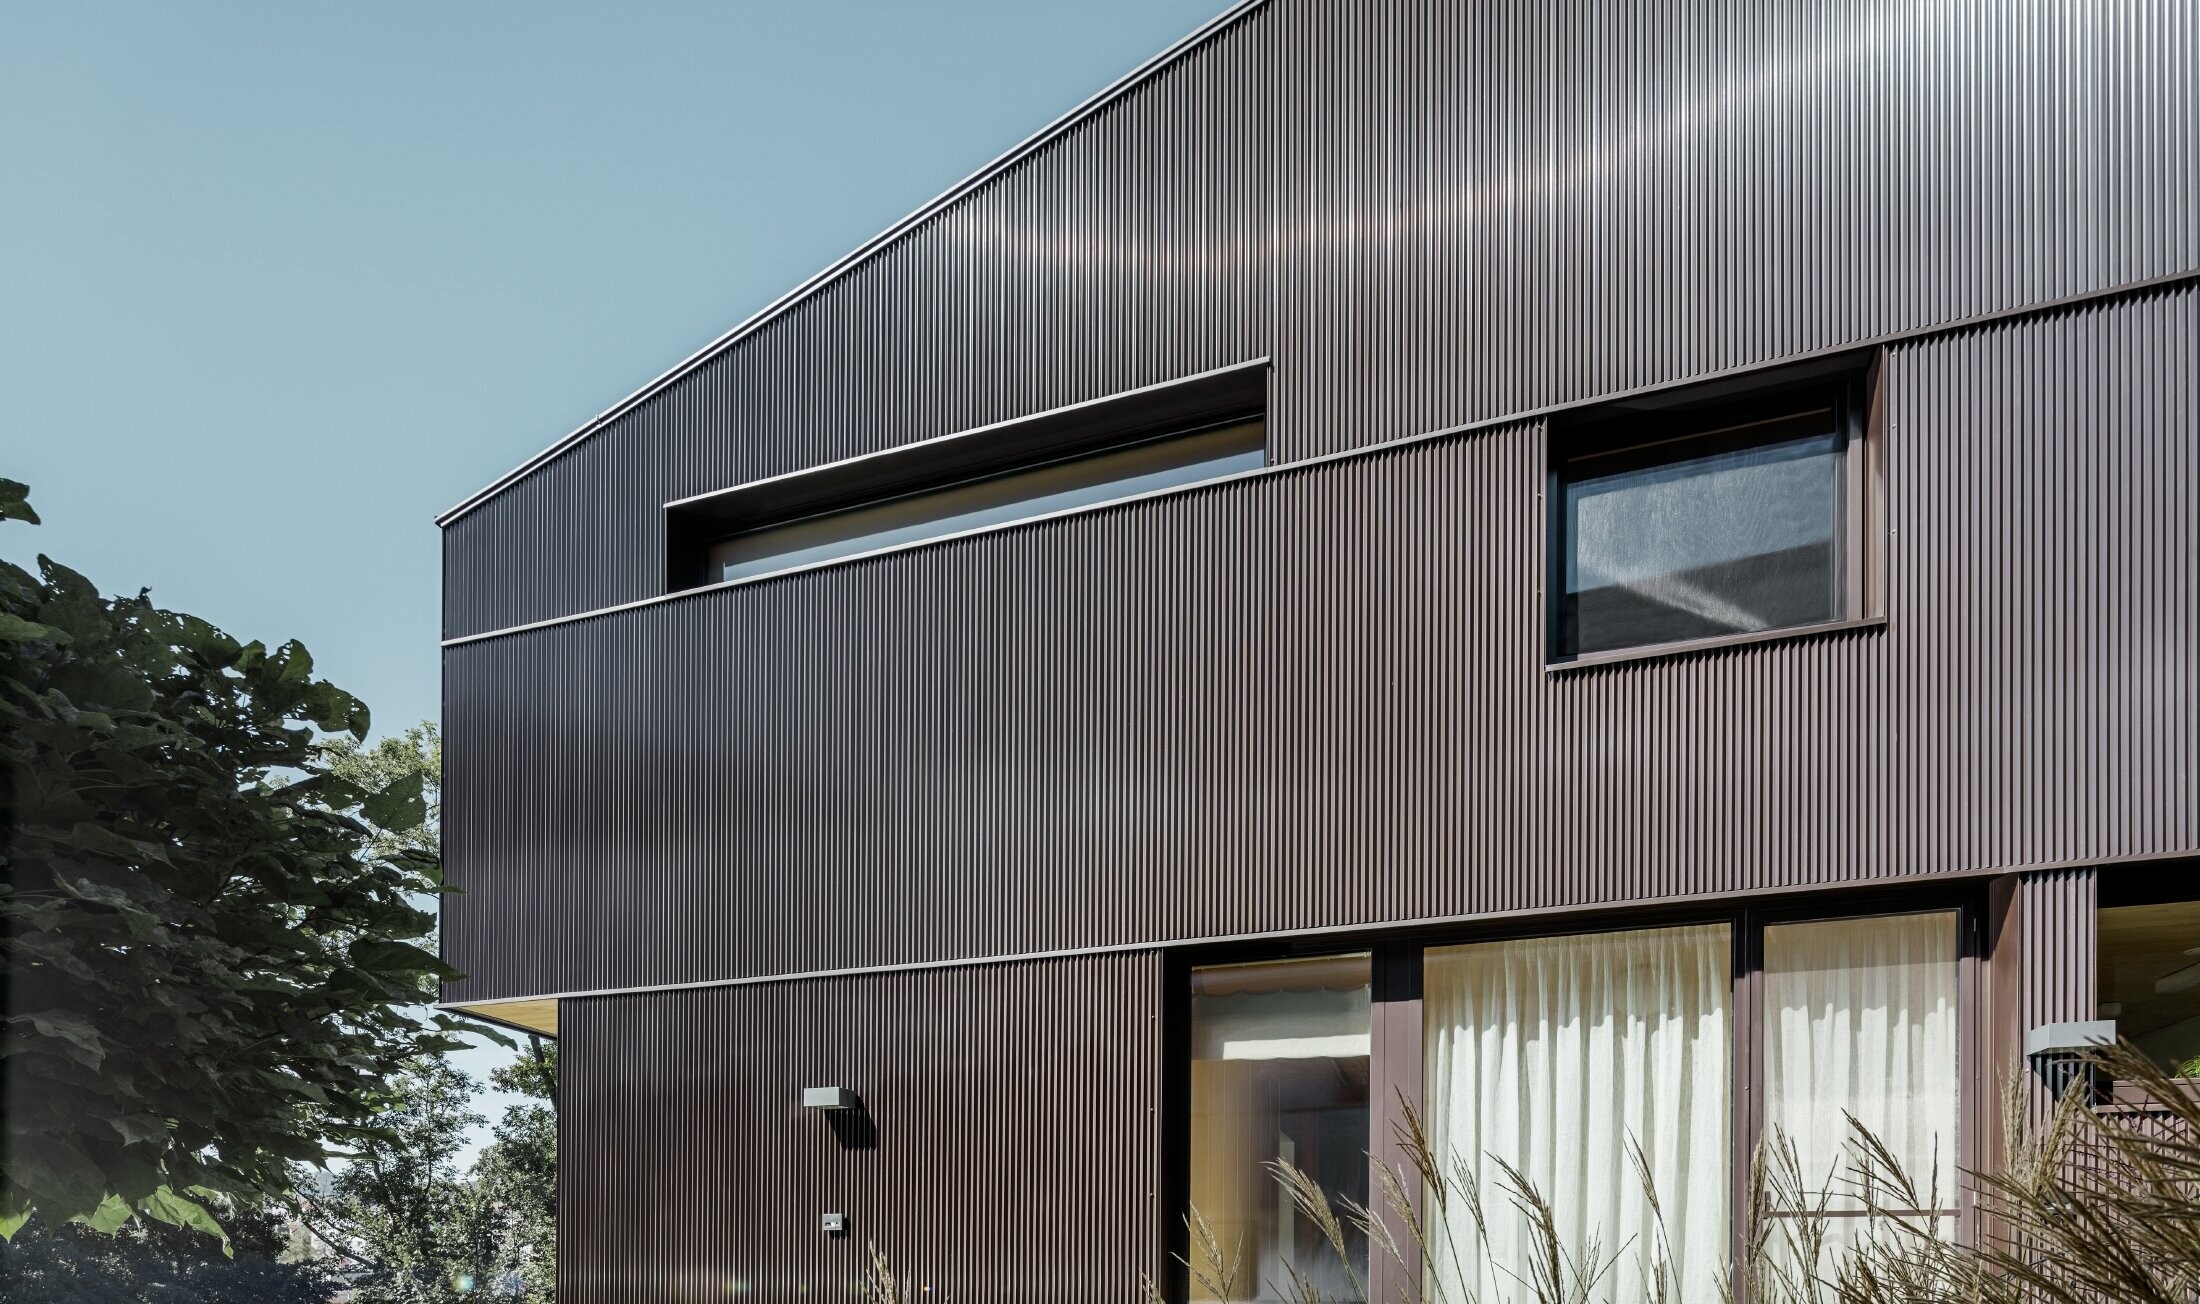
[280,1199,386,1275]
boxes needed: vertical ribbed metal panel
[440,288,2197,1004]
[2015,867,2097,1136]
[441,0,2198,640]
[1266,0,2200,461]
[2018,868,2097,1040]
[558,951,1163,1301]
[1888,289,2200,878]
[441,5,1273,638]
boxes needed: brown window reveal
[1547,353,1886,666]
[664,361,1266,591]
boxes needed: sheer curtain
[1763,913,1960,1243]
[1422,924,1732,1301]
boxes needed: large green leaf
[80,1192,134,1234]
[436,1012,516,1051]
[139,1186,228,1252]
[13,1137,109,1218]
[347,937,446,974]
[104,1113,169,1147]
[360,769,426,832]
[11,1010,107,1069]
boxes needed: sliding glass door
[1179,904,1971,1303]
[1422,924,1732,1300]
[1760,912,1963,1259]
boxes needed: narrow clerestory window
[664,364,1266,591]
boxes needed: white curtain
[1763,912,1960,1251]
[1423,924,1732,1301]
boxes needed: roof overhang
[441,997,559,1039]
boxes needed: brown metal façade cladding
[436,0,2200,1298]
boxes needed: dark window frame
[705,415,1264,583]
[1544,354,1886,669]
[1166,883,1986,1304]
[1733,896,1985,1275]
[662,361,1267,592]
[2094,873,2200,1083]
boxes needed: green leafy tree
[0,1197,334,1303]
[475,1040,556,1301]
[269,1043,556,1304]
[303,722,556,1303]
[0,477,478,1243]
[280,1057,501,1303]
[320,724,440,861]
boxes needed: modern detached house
[436,1,2198,1299]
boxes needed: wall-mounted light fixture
[2026,1021,2116,1057]
[801,1086,860,1111]
[2026,1020,2116,1100]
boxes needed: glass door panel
[1189,954,1370,1301]
[1422,923,1732,1301]
[1760,912,1961,1273]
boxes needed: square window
[1549,373,1875,662]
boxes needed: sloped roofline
[436,0,1269,527]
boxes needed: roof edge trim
[434,0,1272,528]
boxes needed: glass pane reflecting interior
[711,418,1264,581]
[2098,899,2200,1074]
[1763,913,1959,1226]
[1559,410,1842,656]
[1189,954,1369,1302]
[1422,925,1731,1302]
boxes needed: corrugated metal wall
[441,287,2199,1004]
[441,5,1273,638]
[440,0,2200,641]
[558,951,1164,1302]
[2012,868,2100,1203]
[2019,868,2099,1044]
[455,6,2197,1291]
[1266,0,2200,455]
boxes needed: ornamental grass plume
[886,1042,2200,1304]
[1148,1042,2200,1304]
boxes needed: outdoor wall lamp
[2026,1020,2116,1100]
[801,1086,860,1111]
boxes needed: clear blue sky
[3,0,1228,1151]
[3,0,1227,733]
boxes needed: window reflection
[1188,955,1369,1301]
[710,418,1264,582]
[1558,410,1843,657]
[2099,899,2200,1075]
